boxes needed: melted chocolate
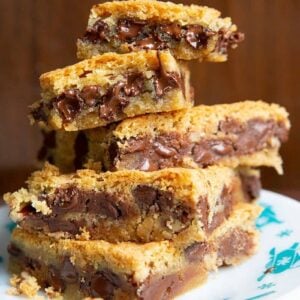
[82,17,243,54]
[37,70,182,124]
[111,118,289,171]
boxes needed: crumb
[45,286,63,299]
[76,227,91,240]
[8,272,41,298]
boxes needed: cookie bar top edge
[111,100,290,139]
[90,0,227,30]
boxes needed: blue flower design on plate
[257,243,300,281]
[256,203,282,229]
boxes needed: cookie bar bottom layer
[8,226,258,300]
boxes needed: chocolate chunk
[124,73,144,97]
[80,85,101,107]
[84,20,109,43]
[74,132,89,170]
[154,70,182,98]
[192,139,234,167]
[153,141,177,158]
[50,187,81,213]
[132,185,173,212]
[55,89,83,122]
[117,19,145,41]
[158,23,182,41]
[240,174,261,202]
[89,270,121,298]
[234,119,274,152]
[60,257,78,284]
[184,242,209,262]
[87,192,120,219]
[7,243,22,257]
[99,81,130,121]
[133,185,157,210]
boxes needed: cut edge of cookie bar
[77,0,243,61]
[8,209,259,300]
[4,163,260,243]
[30,50,193,131]
[95,100,290,173]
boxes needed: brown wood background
[0,0,299,199]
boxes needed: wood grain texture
[0,0,299,199]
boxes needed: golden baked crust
[77,0,242,61]
[9,204,259,299]
[30,51,192,131]
[4,163,259,243]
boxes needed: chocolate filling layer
[82,18,244,55]
[8,243,210,300]
[110,118,288,171]
[20,185,194,237]
[32,68,182,124]
[19,174,258,239]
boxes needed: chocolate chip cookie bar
[4,163,260,243]
[30,50,192,131]
[77,0,244,62]
[90,101,289,173]
[8,207,259,300]
[37,101,290,173]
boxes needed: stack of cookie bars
[4,1,290,299]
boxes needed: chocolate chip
[86,192,121,219]
[50,187,81,213]
[89,270,120,298]
[153,71,182,98]
[184,242,209,262]
[158,23,182,41]
[133,185,157,210]
[124,73,144,97]
[153,141,177,158]
[80,85,100,107]
[192,139,234,167]
[117,19,145,42]
[84,20,109,43]
[60,257,78,284]
[7,243,22,257]
[55,90,83,122]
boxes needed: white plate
[0,190,299,300]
